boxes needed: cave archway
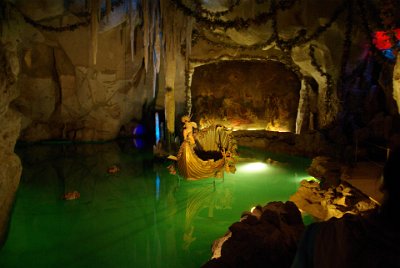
[190,60,301,132]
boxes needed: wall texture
[0,41,22,247]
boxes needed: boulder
[307,156,343,188]
[203,201,304,268]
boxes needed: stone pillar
[0,42,22,248]
[295,79,308,134]
[164,54,177,145]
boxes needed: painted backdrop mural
[191,60,301,132]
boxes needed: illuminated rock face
[0,42,22,247]
[3,0,399,145]
[8,4,150,142]
[290,180,377,221]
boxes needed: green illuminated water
[0,141,311,268]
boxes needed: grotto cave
[1,0,400,267]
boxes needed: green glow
[0,142,311,268]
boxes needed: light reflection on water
[0,140,310,268]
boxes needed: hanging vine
[188,52,303,88]
[171,0,299,31]
[193,0,241,19]
[15,0,124,32]
[185,69,192,115]
[22,13,90,32]
[192,0,347,52]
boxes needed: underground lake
[0,140,311,268]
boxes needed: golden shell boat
[171,125,237,180]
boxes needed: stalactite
[90,0,100,65]
[160,0,178,138]
[106,0,112,20]
[158,0,194,139]
[160,0,166,62]
[154,19,161,74]
[143,0,149,72]
[153,2,161,97]
[150,0,156,55]
[129,0,139,61]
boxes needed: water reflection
[0,140,310,268]
[182,180,233,250]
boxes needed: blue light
[132,138,144,149]
[133,124,145,136]
[382,48,397,61]
[155,173,160,201]
[155,112,160,143]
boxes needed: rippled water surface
[0,140,311,268]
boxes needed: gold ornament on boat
[168,115,237,180]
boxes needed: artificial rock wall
[185,0,380,136]
[0,40,22,247]
[7,0,160,142]
[3,0,362,144]
[4,0,400,144]
[8,0,399,143]
[187,0,400,153]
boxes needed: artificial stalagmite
[161,1,177,142]
[159,1,194,143]
[152,1,161,98]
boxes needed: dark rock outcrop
[202,201,305,268]
[307,156,344,188]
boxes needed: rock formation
[1,0,400,256]
[202,201,305,268]
[290,180,377,222]
[306,156,344,188]
[0,41,22,247]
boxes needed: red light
[373,29,400,50]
